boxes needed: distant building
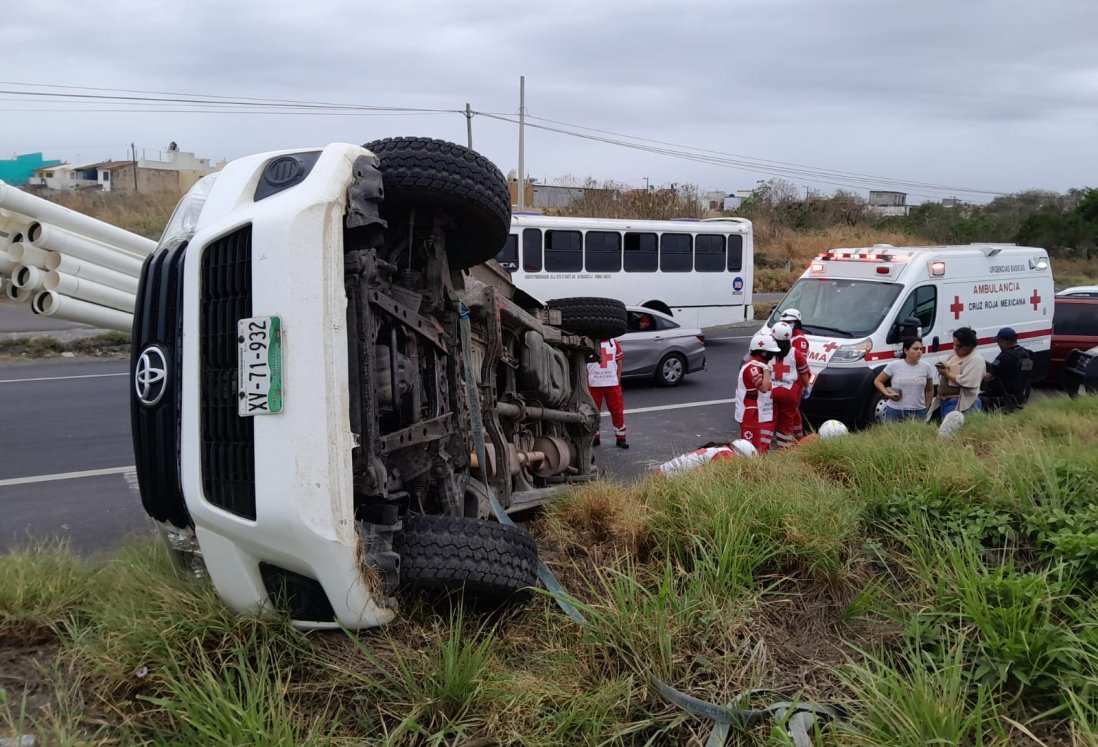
[941,197,960,208]
[0,153,64,186]
[26,144,217,194]
[867,190,909,217]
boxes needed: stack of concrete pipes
[0,181,156,333]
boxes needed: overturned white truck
[124,138,626,628]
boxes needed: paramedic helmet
[771,321,794,342]
[780,308,802,323]
[819,420,849,439]
[749,331,781,355]
[731,439,758,457]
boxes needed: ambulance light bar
[816,251,911,262]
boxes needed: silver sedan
[618,306,707,387]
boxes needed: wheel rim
[874,396,889,422]
[662,356,684,383]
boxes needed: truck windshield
[771,278,902,338]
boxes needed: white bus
[493,214,755,328]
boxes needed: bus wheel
[642,301,672,317]
[363,137,511,270]
[546,297,628,339]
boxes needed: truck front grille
[199,226,256,520]
[130,239,189,528]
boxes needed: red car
[1050,297,1098,383]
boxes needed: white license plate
[238,316,283,416]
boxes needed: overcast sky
[4,0,1096,203]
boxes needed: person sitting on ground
[656,440,757,476]
[873,337,936,421]
[982,327,1033,412]
[932,326,986,418]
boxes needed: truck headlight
[157,173,219,250]
[831,339,872,362]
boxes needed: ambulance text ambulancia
[766,244,1053,427]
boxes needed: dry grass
[31,190,179,240]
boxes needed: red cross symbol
[598,343,613,368]
[1029,289,1041,310]
[823,341,839,353]
[772,357,791,379]
[950,295,964,320]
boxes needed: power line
[476,111,997,201]
[521,112,1004,196]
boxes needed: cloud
[4,0,1097,197]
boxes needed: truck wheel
[363,137,511,270]
[546,297,628,339]
[655,352,687,387]
[393,515,538,600]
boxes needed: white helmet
[780,308,802,323]
[749,331,781,354]
[819,420,849,439]
[731,439,757,457]
[771,321,794,342]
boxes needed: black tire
[394,515,538,600]
[862,390,888,427]
[363,137,511,270]
[546,297,627,339]
[655,352,687,387]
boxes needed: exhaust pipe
[0,184,156,256]
[44,252,139,294]
[44,270,136,313]
[28,223,144,276]
[32,290,132,332]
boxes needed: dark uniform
[985,345,1033,411]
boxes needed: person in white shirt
[586,338,628,448]
[873,337,936,421]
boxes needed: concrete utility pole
[465,103,473,149]
[517,76,526,212]
[131,143,139,193]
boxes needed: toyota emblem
[135,345,169,407]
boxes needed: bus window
[727,235,744,272]
[496,234,518,271]
[660,233,692,273]
[694,234,725,272]
[585,231,622,272]
[522,228,542,272]
[545,230,583,271]
[624,232,657,272]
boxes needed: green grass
[2,397,1098,745]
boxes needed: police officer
[983,327,1033,412]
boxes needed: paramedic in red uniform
[769,321,811,448]
[735,332,779,453]
[587,338,629,448]
[781,307,812,437]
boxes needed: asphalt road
[0,299,94,333]
[0,334,753,554]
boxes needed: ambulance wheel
[655,353,687,387]
[393,515,538,601]
[363,137,511,270]
[546,297,628,339]
[864,391,888,426]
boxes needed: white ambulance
[765,244,1054,427]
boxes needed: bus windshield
[771,278,902,338]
